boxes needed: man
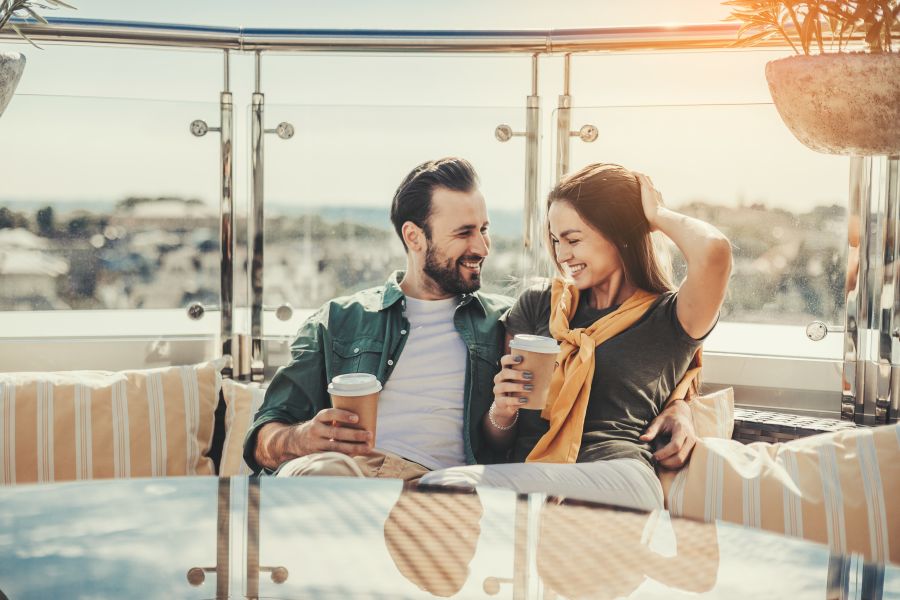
[244,157,513,481]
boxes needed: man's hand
[298,408,374,456]
[256,408,373,470]
[640,399,696,470]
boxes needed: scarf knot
[526,278,701,464]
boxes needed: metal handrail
[0,17,793,53]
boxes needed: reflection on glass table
[0,478,221,599]
[0,476,897,599]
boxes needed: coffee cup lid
[509,334,559,354]
[328,373,383,396]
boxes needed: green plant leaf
[783,2,810,53]
[814,16,826,52]
[10,21,41,48]
[23,6,48,24]
[800,6,816,53]
[730,29,781,47]
[1,0,76,40]
[866,19,884,51]
[823,5,843,50]
[853,1,871,21]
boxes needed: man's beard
[423,240,483,295]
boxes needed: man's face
[421,187,491,295]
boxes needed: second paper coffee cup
[509,334,559,410]
[328,373,382,442]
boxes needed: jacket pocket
[472,342,502,369]
[331,337,385,376]
[471,342,502,404]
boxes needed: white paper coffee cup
[329,373,382,440]
[509,334,559,410]
[328,373,383,396]
[509,334,559,354]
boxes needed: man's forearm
[255,421,306,471]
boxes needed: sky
[0,1,850,213]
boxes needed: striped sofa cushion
[0,361,221,484]
[668,422,900,563]
[688,387,735,440]
[219,378,266,476]
[658,387,734,501]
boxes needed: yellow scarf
[526,278,702,464]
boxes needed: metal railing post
[552,54,597,186]
[249,51,266,382]
[219,50,235,378]
[246,477,260,600]
[185,478,231,597]
[524,54,540,250]
[520,54,542,285]
[215,477,231,600]
[512,495,531,600]
[842,158,869,421]
[840,155,900,424]
[888,157,900,423]
[875,156,899,423]
[555,54,572,183]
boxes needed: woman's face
[548,200,623,290]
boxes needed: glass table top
[0,476,897,599]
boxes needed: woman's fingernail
[519,397,529,404]
[522,371,533,380]
[349,415,358,422]
[524,384,534,391]
[513,355,524,363]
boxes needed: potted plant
[725,0,900,156]
[0,0,75,119]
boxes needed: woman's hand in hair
[634,170,732,339]
[633,172,665,232]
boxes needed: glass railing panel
[556,103,848,359]
[0,94,222,325]
[565,50,795,107]
[261,54,533,109]
[1,44,224,102]
[258,103,528,323]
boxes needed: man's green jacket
[243,271,513,473]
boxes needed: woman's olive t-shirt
[503,282,707,467]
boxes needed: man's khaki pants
[275,449,430,482]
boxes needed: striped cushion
[0,361,221,484]
[688,387,734,440]
[658,387,734,501]
[219,379,266,476]
[668,423,900,563]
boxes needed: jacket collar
[381,270,486,316]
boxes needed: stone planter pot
[765,53,900,156]
[0,51,26,119]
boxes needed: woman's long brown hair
[546,162,674,295]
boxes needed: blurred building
[0,228,69,310]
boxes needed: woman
[419,163,731,511]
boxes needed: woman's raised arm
[635,172,732,340]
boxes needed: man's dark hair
[390,157,479,251]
